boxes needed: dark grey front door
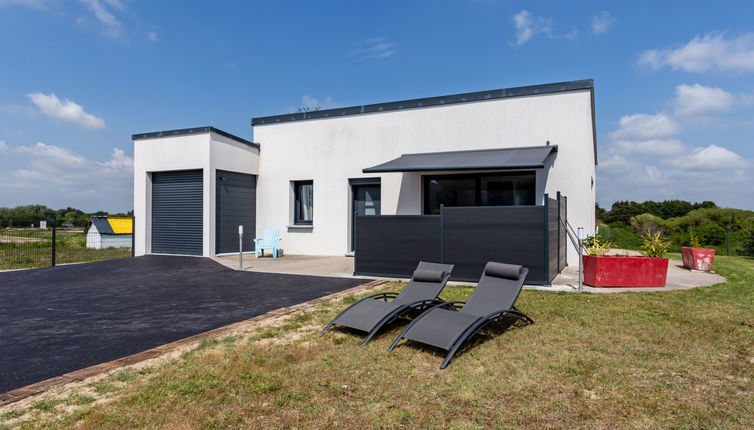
[216,170,257,254]
[351,184,381,251]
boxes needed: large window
[293,180,313,225]
[423,172,535,214]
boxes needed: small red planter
[583,255,669,287]
[681,247,716,271]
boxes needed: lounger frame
[320,263,453,345]
[320,292,445,346]
[387,264,533,368]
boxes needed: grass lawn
[0,229,131,270]
[2,256,753,429]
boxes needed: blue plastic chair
[254,228,281,258]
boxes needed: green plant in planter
[641,231,670,258]
[689,233,702,249]
[585,235,612,256]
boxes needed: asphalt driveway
[0,255,369,393]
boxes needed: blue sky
[1,0,753,212]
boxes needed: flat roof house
[133,79,597,282]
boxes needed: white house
[132,79,597,274]
[85,216,133,249]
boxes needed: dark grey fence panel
[354,215,440,277]
[547,197,559,283]
[442,206,546,283]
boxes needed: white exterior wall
[133,131,259,257]
[101,235,132,249]
[86,225,131,249]
[85,224,101,249]
[254,90,596,263]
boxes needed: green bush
[743,231,754,256]
[691,224,726,246]
[630,213,665,235]
[599,226,644,251]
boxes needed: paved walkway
[0,256,368,394]
[214,254,726,293]
[215,254,367,278]
[545,259,726,293]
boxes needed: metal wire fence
[0,217,133,271]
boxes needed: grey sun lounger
[320,261,454,346]
[387,262,533,369]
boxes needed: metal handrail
[559,217,584,292]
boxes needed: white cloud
[97,148,133,171]
[26,92,106,130]
[638,32,754,74]
[79,0,122,36]
[301,95,338,110]
[285,95,340,114]
[599,85,754,209]
[668,144,749,171]
[146,31,158,42]
[643,165,667,184]
[0,141,134,209]
[608,113,680,140]
[15,142,87,167]
[103,0,124,10]
[562,29,578,40]
[613,138,685,156]
[0,0,49,8]
[512,10,552,45]
[0,0,52,10]
[0,140,7,152]
[673,83,735,117]
[591,11,614,35]
[349,36,396,61]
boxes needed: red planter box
[681,247,716,271]
[583,255,669,287]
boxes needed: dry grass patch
[3,258,754,429]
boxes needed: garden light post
[238,225,244,270]
[577,227,585,293]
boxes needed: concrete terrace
[213,254,726,293]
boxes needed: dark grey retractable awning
[362,145,557,173]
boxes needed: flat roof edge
[132,126,259,148]
[362,164,547,173]
[251,79,594,126]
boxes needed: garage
[151,170,203,255]
[216,170,257,254]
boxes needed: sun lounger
[387,261,532,368]
[320,261,454,345]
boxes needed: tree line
[0,205,133,227]
[596,199,754,256]
[596,200,717,225]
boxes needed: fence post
[51,215,56,267]
[131,216,136,258]
[556,191,561,273]
[439,204,445,264]
[543,194,550,286]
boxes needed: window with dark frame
[293,180,314,225]
[423,171,536,214]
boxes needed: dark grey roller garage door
[216,170,256,254]
[151,170,203,255]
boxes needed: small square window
[293,180,313,225]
